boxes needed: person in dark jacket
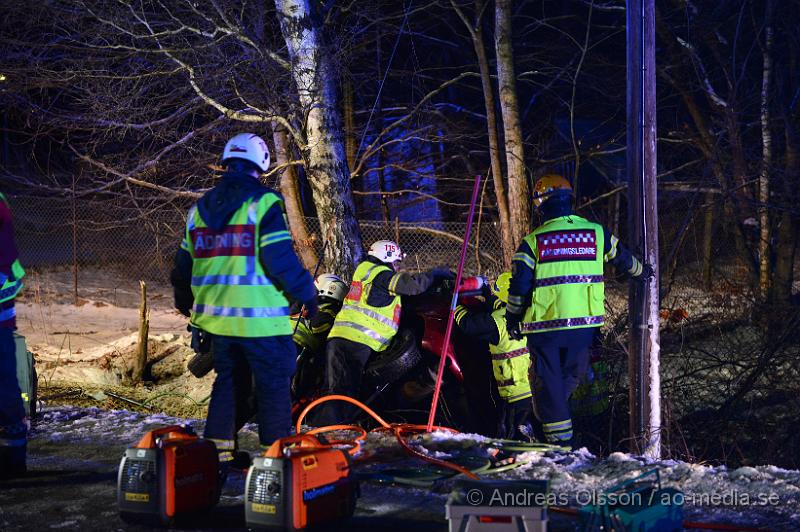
[314,240,453,424]
[0,192,27,478]
[506,175,653,448]
[170,133,317,468]
[454,273,534,440]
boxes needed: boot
[0,422,27,479]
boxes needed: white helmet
[368,240,405,264]
[222,133,270,171]
[315,274,349,303]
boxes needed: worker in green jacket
[454,272,534,440]
[506,174,653,448]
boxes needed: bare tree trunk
[772,120,799,306]
[451,0,513,267]
[757,0,774,302]
[271,123,317,270]
[342,76,357,172]
[494,0,530,248]
[275,0,363,278]
[701,192,716,291]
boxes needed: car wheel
[364,328,422,387]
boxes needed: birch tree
[494,0,530,249]
[276,0,362,277]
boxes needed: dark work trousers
[0,326,27,476]
[526,328,596,444]
[498,398,534,440]
[204,334,296,454]
[312,337,372,425]
[0,327,25,427]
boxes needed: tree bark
[275,0,363,279]
[494,0,530,249]
[757,0,774,302]
[771,120,799,306]
[453,0,513,267]
[342,76,357,172]
[271,122,317,270]
[701,192,716,291]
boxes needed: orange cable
[294,394,478,479]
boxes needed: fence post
[133,280,149,383]
[71,177,78,305]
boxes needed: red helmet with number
[368,240,405,263]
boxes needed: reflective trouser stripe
[543,419,573,443]
[191,274,273,286]
[340,304,399,330]
[331,321,392,348]
[0,437,27,447]
[193,304,289,318]
[522,315,603,332]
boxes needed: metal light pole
[626,0,661,459]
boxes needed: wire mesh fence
[10,195,506,293]
[8,192,800,466]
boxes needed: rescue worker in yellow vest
[453,272,534,440]
[170,133,317,468]
[315,240,453,423]
[292,274,348,357]
[290,274,348,399]
[506,175,653,448]
[0,192,27,478]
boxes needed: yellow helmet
[532,174,572,208]
[491,272,512,304]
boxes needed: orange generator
[244,434,358,530]
[117,425,220,525]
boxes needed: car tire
[364,328,422,386]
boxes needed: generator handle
[135,425,195,449]
[264,434,326,458]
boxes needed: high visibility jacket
[291,302,338,354]
[328,261,401,352]
[489,308,532,403]
[517,216,605,334]
[184,193,291,338]
[0,192,25,309]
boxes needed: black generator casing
[245,450,358,531]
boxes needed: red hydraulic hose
[426,174,482,431]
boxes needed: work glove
[636,262,656,283]
[301,297,319,319]
[506,312,523,341]
[430,266,455,280]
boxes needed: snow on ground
[22,406,800,530]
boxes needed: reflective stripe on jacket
[518,216,605,334]
[328,261,401,352]
[186,194,291,337]
[489,308,532,402]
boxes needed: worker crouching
[454,273,534,440]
